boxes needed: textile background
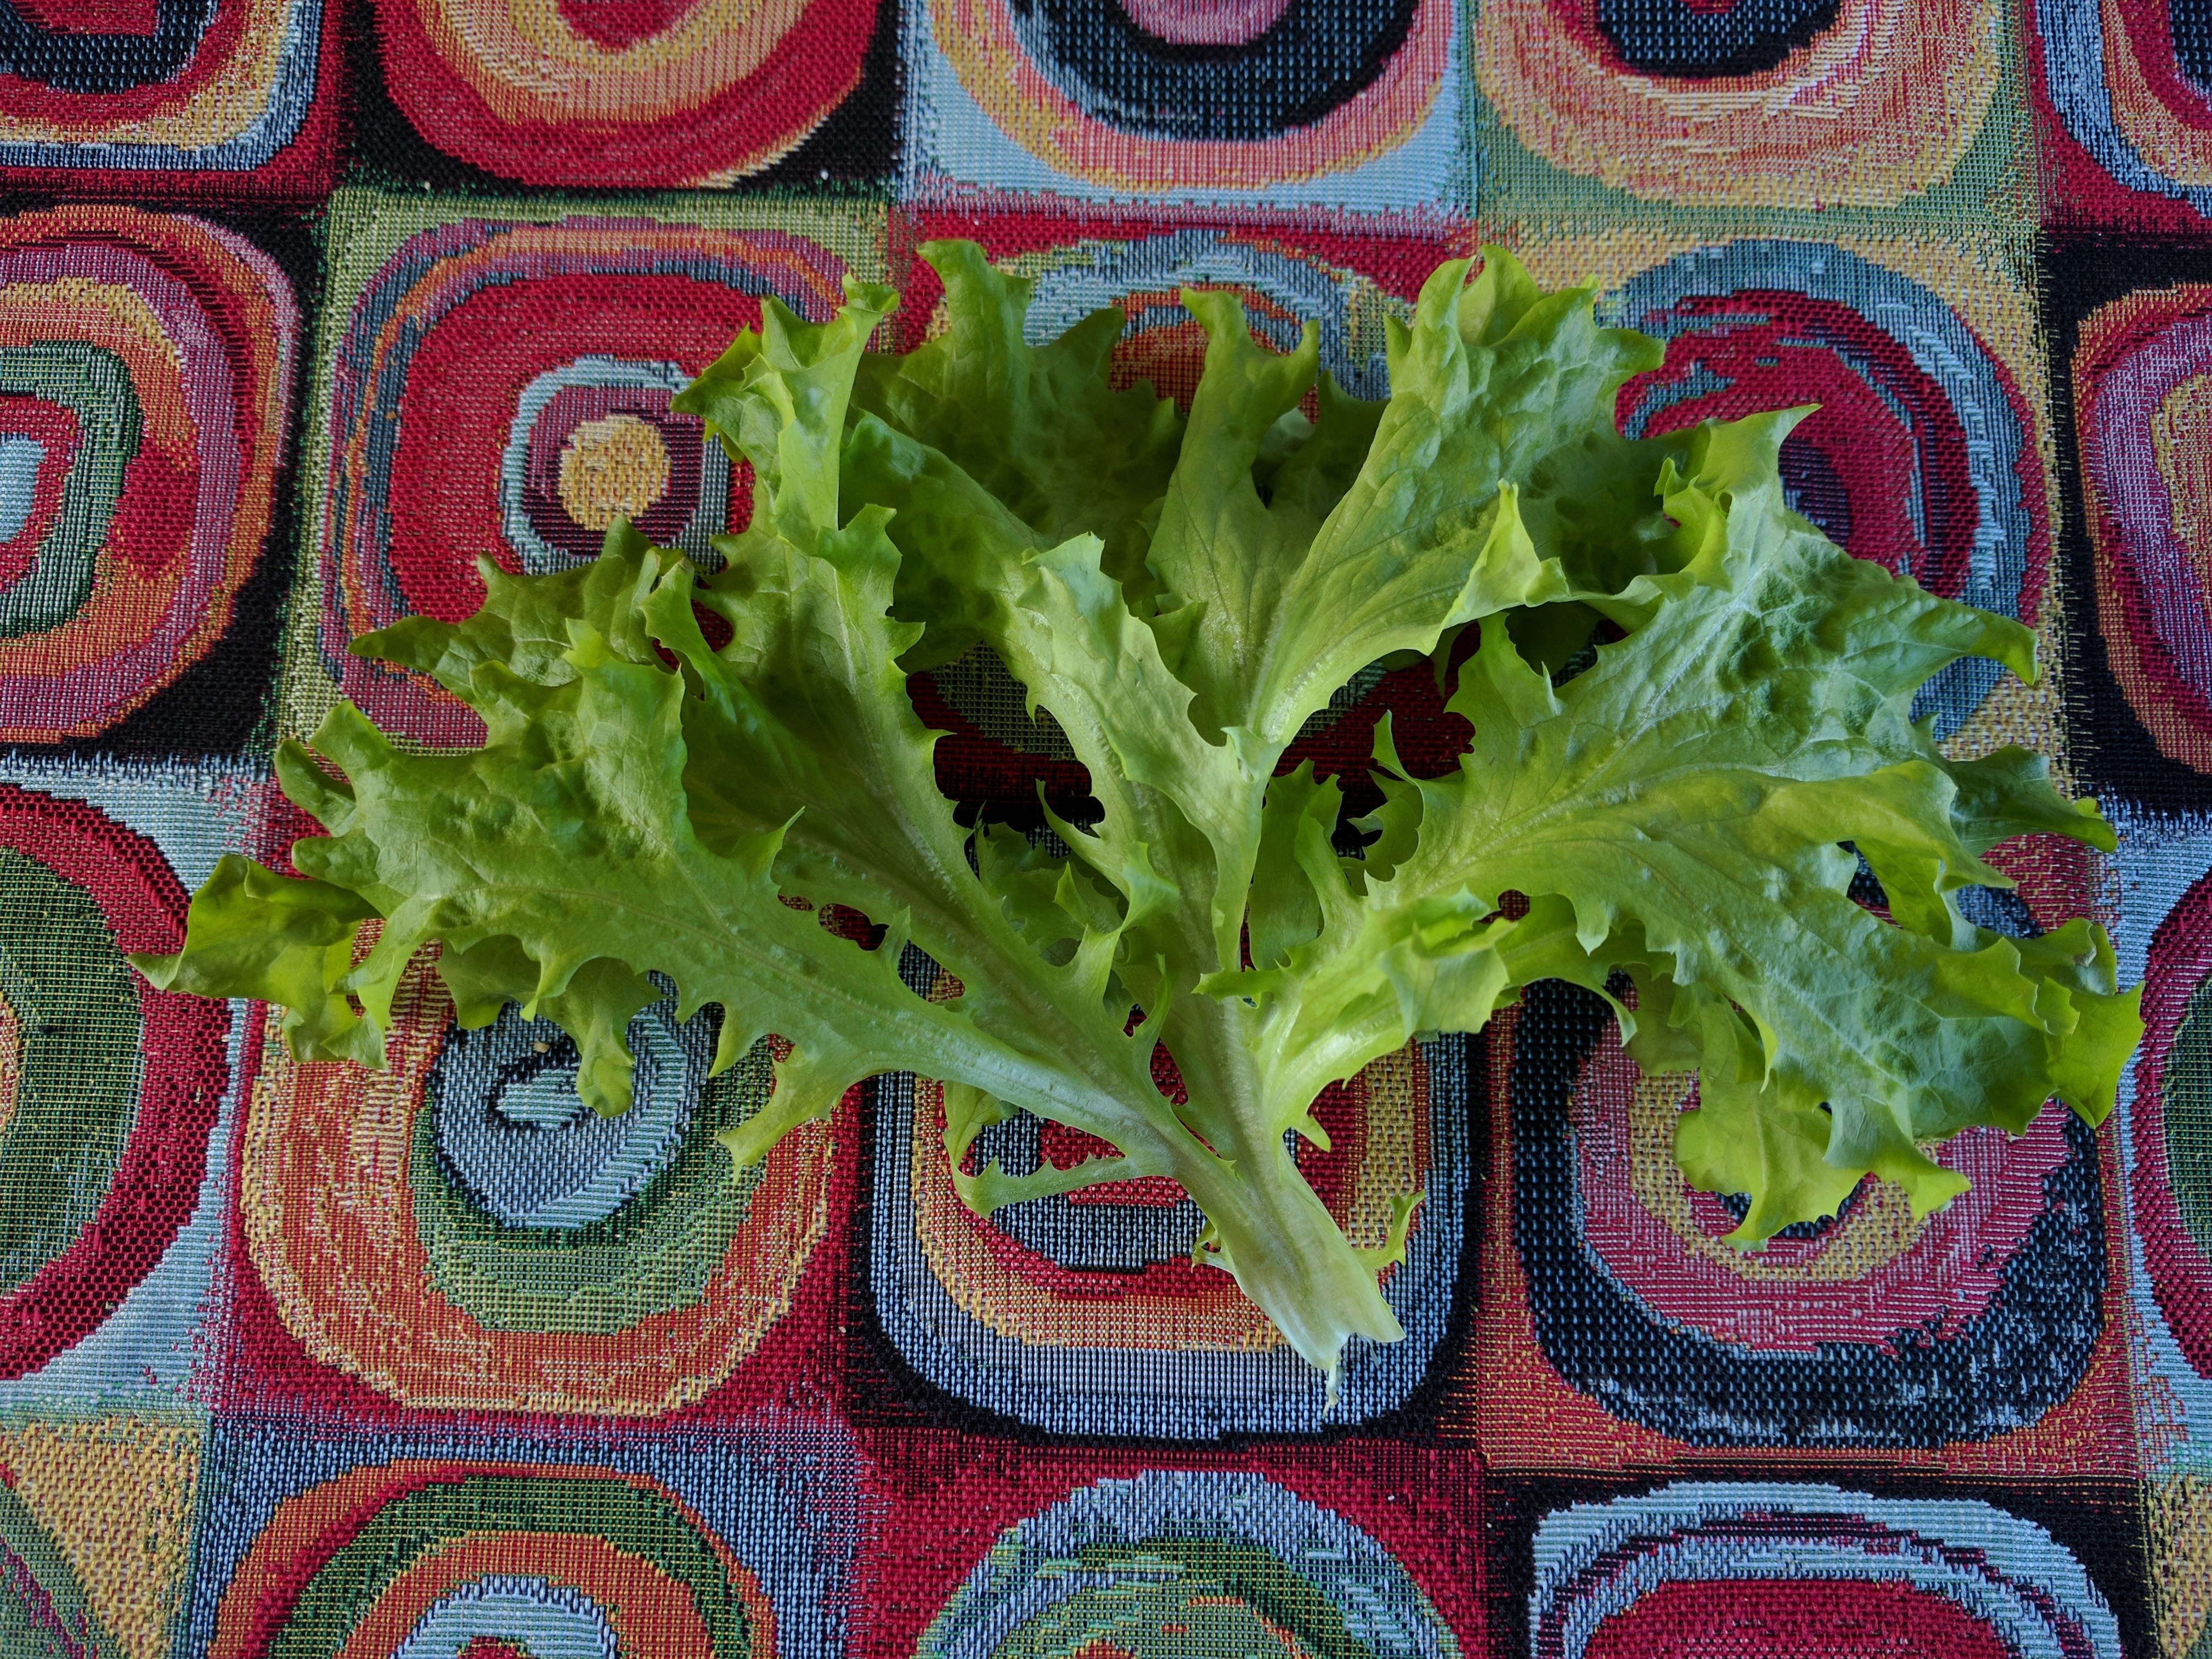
[0,0,2188,1653]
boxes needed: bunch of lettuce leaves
[136,243,2142,1389]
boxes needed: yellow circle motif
[556,414,672,531]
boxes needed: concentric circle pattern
[2035,0,2212,215]
[393,1577,617,1659]
[430,991,703,1233]
[1607,240,2043,741]
[1595,0,1838,76]
[2127,863,2212,1377]
[0,782,228,1381]
[0,0,332,182]
[371,0,876,185]
[504,357,736,572]
[1013,228,1404,400]
[904,1058,1428,1353]
[1477,0,2000,205]
[1005,0,1420,143]
[872,935,1470,1435]
[0,208,296,741]
[10,0,2189,1639]
[917,1470,1458,1659]
[317,212,849,745]
[242,952,834,1414]
[2073,282,2212,773]
[927,0,1455,191]
[1530,1484,2121,1659]
[0,845,147,1297]
[1502,848,2107,1448]
[208,1460,770,1659]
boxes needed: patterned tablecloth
[0,1,2197,1655]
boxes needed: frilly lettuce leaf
[132,242,2140,1390]
[1207,409,2135,1234]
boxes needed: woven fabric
[0,0,2202,1655]
[0,1,343,201]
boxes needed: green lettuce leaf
[135,244,2140,1389]
[1209,411,2136,1231]
[848,239,1187,639]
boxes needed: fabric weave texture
[0,0,2189,1654]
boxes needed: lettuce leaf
[131,244,2140,1389]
